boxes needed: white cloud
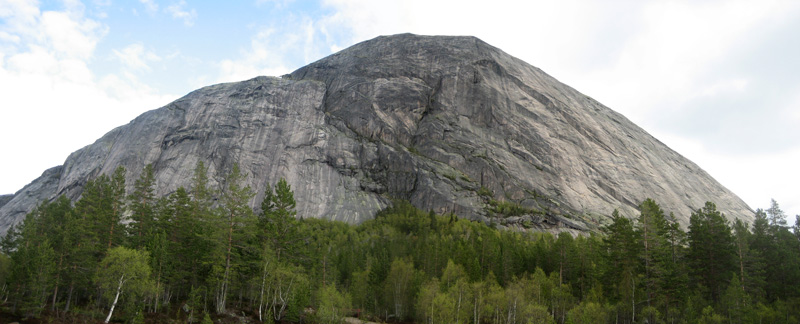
[790,100,800,123]
[112,43,162,72]
[256,0,295,9]
[40,10,105,59]
[165,1,196,27]
[1,0,44,55]
[0,0,177,195]
[589,1,787,117]
[700,78,749,97]
[214,11,334,83]
[655,131,800,217]
[93,0,112,7]
[138,0,159,14]
[0,30,20,43]
[217,29,292,82]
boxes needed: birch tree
[94,247,154,323]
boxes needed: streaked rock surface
[0,34,753,235]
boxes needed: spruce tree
[128,164,156,249]
[687,202,735,302]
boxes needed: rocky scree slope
[0,34,753,235]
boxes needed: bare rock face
[0,166,62,232]
[0,34,753,235]
[0,195,13,210]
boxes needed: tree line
[1,162,799,323]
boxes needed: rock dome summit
[0,34,754,234]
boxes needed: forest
[1,162,799,324]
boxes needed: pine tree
[5,203,59,316]
[76,167,127,255]
[768,223,800,300]
[660,212,688,321]
[35,196,77,312]
[794,215,800,243]
[259,178,300,263]
[751,205,800,301]
[553,232,574,286]
[636,198,668,307]
[766,199,787,228]
[164,186,209,298]
[600,209,642,323]
[109,166,127,249]
[732,218,766,301]
[187,160,216,288]
[60,197,94,312]
[254,178,301,322]
[213,163,254,313]
[190,161,214,213]
[720,274,750,324]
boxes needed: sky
[1,0,798,219]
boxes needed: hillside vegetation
[1,162,799,323]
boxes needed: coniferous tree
[190,160,214,215]
[720,273,750,323]
[259,178,301,263]
[109,166,127,248]
[769,222,800,301]
[636,198,668,307]
[76,167,127,256]
[60,197,93,312]
[128,164,156,249]
[187,161,216,292]
[165,186,211,299]
[687,202,735,302]
[572,234,602,300]
[601,209,641,319]
[9,160,800,324]
[213,163,254,313]
[766,199,787,228]
[750,204,800,301]
[5,203,59,316]
[659,212,688,321]
[553,232,575,286]
[732,218,766,302]
[5,196,75,313]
